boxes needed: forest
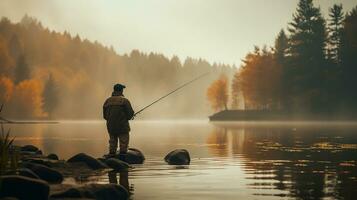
[208,0,357,115]
[0,15,234,119]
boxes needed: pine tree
[327,4,344,64]
[43,74,58,118]
[14,54,30,84]
[231,72,240,109]
[287,0,327,112]
[274,30,288,64]
[274,30,288,109]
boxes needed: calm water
[7,120,357,200]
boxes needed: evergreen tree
[274,29,288,63]
[43,74,58,118]
[274,30,288,109]
[340,6,357,110]
[327,4,344,64]
[231,72,240,109]
[14,54,30,83]
[287,0,327,112]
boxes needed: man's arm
[124,99,134,120]
[103,100,108,120]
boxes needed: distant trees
[207,74,229,111]
[0,15,236,119]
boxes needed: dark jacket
[103,92,134,134]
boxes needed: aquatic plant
[0,123,18,175]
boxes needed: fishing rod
[133,72,210,117]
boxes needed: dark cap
[113,83,126,91]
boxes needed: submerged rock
[5,168,40,179]
[105,158,130,171]
[50,184,128,200]
[67,153,107,170]
[125,148,145,164]
[164,149,191,165]
[109,148,145,164]
[20,145,39,152]
[0,175,49,200]
[23,162,64,183]
[47,153,59,160]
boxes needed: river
[6,120,357,200]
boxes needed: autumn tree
[207,74,229,111]
[238,47,281,109]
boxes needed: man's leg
[109,134,118,154]
[118,132,129,154]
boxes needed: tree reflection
[209,123,357,199]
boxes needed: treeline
[227,0,357,114]
[0,15,235,119]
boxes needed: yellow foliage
[12,79,47,118]
[207,74,229,111]
[0,76,14,102]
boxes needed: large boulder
[23,162,63,183]
[111,148,145,164]
[50,184,129,200]
[105,158,130,171]
[5,168,40,179]
[0,175,49,200]
[23,158,52,167]
[47,153,59,160]
[20,145,39,152]
[125,148,145,164]
[164,149,191,165]
[20,145,42,155]
[67,153,107,170]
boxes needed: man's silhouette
[103,84,134,156]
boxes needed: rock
[105,158,130,171]
[67,153,107,170]
[23,158,52,167]
[164,149,191,165]
[0,197,19,200]
[23,162,64,183]
[5,168,40,179]
[125,148,145,164]
[20,145,39,152]
[0,175,49,200]
[50,184,129,200]
[47,153,59,160]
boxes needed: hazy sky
[0,0,356,66]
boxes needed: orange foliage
[12,79,47,118]
[238,48,281,109]
[207,74,229,111]
[0,76,14,102]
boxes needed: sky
[0,0,356,66]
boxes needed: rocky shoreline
[0,145,191,200]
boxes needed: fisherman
[103,83,134,157]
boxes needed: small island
[209,110,357,121]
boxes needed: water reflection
[108,171,133,194]
[211,122,357,200]
[7,121,357,200]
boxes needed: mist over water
[8,121,357,199]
